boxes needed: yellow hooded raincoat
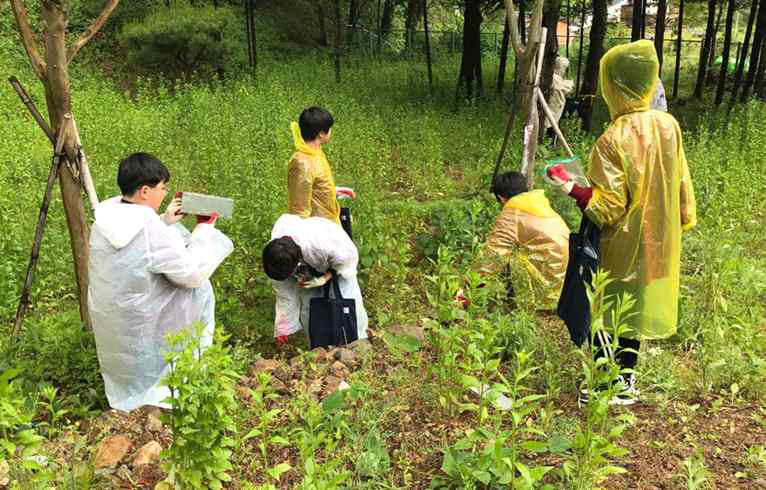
[287,122,340,224]
[586,40,697,340]
[477,190,570,309]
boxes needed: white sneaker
[578,374,639,407]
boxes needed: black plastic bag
[308,270,359,348]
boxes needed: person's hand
[276,335,288,346]
[336,187,356,199]
[162,197,185,225]
[545,164,575,194]
[455,289,469,308]
[298,271,332,288]
[196,212,219,226]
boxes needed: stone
[324,375,342,394]
[145,410,163,433]
[348,338,373,357]
[236,385,252,401]
[94,435,133,469]
[271,378,290,395]
[337,348,358,369]
[116,465,134,485]
[309,346,328,362]
[386,324,426,342]
[307,379,323,399]
[330,361,351,380]
[289,355,304,370]
[0,459,9,488]
[131,441,163,467]
[273,365,293,383]
[249,359,282,377]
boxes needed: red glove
[276,335,288,346]
[547,164,571,182]
[196,212,219,225]
[569,185,593,211]
[455,289,469,308]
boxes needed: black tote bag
[308,270,359,349]
[557,215,601,347]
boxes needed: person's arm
[326,223,359,277]
[288,155,316,218]
[474,210,518,276]
[146,219,233,288]
[584,136,630,229]
[677,125,697,231]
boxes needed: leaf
[267,462,292,480]
[322,390,346,412]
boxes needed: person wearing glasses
[88,152,233,411]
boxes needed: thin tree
[581,0,607,131]
[8,0,121,330]
[405,0,423,51]
[317,1,329,46]
[576,0,586,94]
[708,0,725,79]
[741,0,766,99]
[455,0,486,101]
[673,0,685,98]
[334,0,342,83]
[539,0,562,137]
[730,0,759,104]
[423,0,434,91]
[381,0,395,36]
[694,0,717,98]
[655,0,667,69]
[497,15,511,94]
[715,0,736,104]
[631,0,642,41]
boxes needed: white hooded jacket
[88,196,233,411]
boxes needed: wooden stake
[8,76,55,144]
[70,115,99,211]
[13,120,70,337]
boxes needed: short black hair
[491,171,528,200]
[298,106,334,141]
[117,152,171,196]
[263,237,302,281]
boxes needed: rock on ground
[131,441,163,467]
[94,434,133,469]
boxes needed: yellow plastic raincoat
[477,190,570,309]
[586,40,697,340]
[287,122,340,224]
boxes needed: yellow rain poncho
[586,40,697,340]
[477,190,570,309]
[287,122,340,224]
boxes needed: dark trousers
[592,332,640,370]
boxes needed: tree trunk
[40,0,91,329]
[581,0,607,131]
[576,0,585,94]
[317,1,329,46]
[539,0,561,137]
[405,0,422,50]
[497,15,511,94]
[641,0,647,38]
[348,0,359,28]
[520,0,527,42]
[742,0,766,99]
[381,0,394,36]
[673,0,684,98]
[709,0,725,74]
[755,36,766,96]
[631,0,642,41]
[655,0,667,69]
[423,0,433,91]
[730,0,759,104]
[456,0,483,101]
[694,0,717,98]
[715,0,736,104]
[334,0,342,83]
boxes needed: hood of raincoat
[600,40,659,120]
[93,196,159,249]
[504,190,558,218]
[291,121,323,158]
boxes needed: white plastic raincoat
[651,78,668,112]
[270,214,367,340]
[545,57,575,129]
[586,40,696,340]
[89,196,234,411]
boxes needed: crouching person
[262,214,368,346]
[462,171,570,310]
[89,153,234,411]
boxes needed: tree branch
[8,0,47,79]
[67,0,120,64]
[503,0,524,55]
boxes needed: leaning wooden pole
[673,0,685,98]
[334,0,342,83]
[13,121,69,337]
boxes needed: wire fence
[347,28,751,97]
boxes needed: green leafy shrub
[161,325,240,489]
[119,5,240,78]
[0,369,44,479]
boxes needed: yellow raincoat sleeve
[475,211,519,275]
[585,135,630,229]
[287,154,316,219]
[677,125,697,231]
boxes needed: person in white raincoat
[545,56,575,130]
[262,214,367,344]
[89,153,233,412]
